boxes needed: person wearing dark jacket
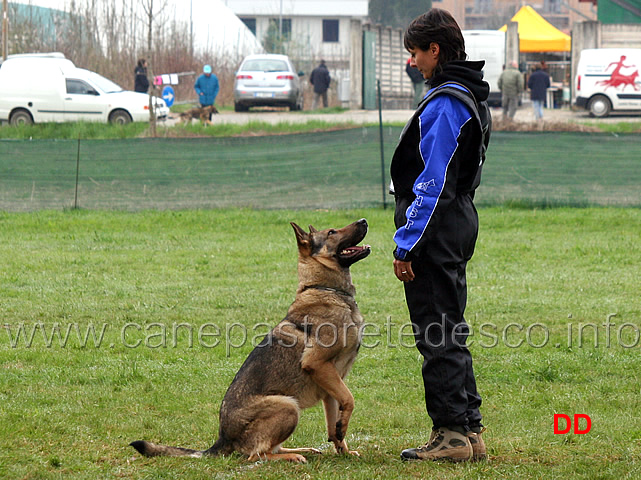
[406,57,426,107]
[309,60,331,109]
[134,58,149,93]
[390,8,491,463]
[528,64,551,120]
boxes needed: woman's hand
[394,259,415,282]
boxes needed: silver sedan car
[233,54,304,112]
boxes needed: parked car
[233,54,304,112]
[0,52,168,125]
[574,48,641,117]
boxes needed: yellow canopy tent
[499,5,571,52]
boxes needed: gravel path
[164,105,641,127]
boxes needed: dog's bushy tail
[130,437,231,458]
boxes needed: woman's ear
[430,43,440,57]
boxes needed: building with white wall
[224,0,368,63]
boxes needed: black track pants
[401,194,483,429]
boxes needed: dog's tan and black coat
[178,104,219,125]
[130,219,370,463]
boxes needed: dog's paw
[334,445,360,457]
[333,439,359,456]
[289,454,308,463]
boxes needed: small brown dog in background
[179,104,219,125]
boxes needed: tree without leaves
[5,1,270,112]
[141,0,169,137]
[263,20,286,54]
[368,0,432,30]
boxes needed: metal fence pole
[74,137,80,209]
[377,80,386,209]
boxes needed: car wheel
[588,95,611,118]
[109,109,132,125]
[290,96,303,111]
[10,109,33,126]
[234,102,249,112]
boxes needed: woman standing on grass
[390,8,492,463]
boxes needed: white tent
[10,0,263,60]
[169,0,264,59]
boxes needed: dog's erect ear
[308,225,318,233]
[291,222,311,249]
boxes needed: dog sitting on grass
[130,219,370,463]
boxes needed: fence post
[74,137,80,209]
[377,80,387,210]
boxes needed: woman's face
[408,43,440,80]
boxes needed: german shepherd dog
[130,219,370,463]
[179,104,219,125]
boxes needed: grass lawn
[1,207,640,479]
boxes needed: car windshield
[85,71,124,93]
[241,59,289,72]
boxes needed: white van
[0,53,168,125]
[574,48,641,117]
[463,30,507,106]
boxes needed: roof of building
[225,0,368,17]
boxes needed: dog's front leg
[302,357,357,455]
[322,396,359,456]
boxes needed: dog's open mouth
[337,244,371,266]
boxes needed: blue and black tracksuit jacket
[391,77,491,261]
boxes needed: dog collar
[301,285,354,299]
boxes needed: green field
[1,130,640,211]
[1,207,641,479]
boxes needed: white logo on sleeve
[416,179,436,191]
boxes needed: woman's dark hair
[137,58,147,69]
[404,8,466,66]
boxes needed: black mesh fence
[1,129,640,211]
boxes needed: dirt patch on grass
[492,118,603,132]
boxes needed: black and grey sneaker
[400,427,472,462]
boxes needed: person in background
[310,60,331,109]
[134,58,149,93]
[406,57,426,107]
[194,64,220,118]
[497,60,523,120]
[390,8,491,464]
[528,63,551,121]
